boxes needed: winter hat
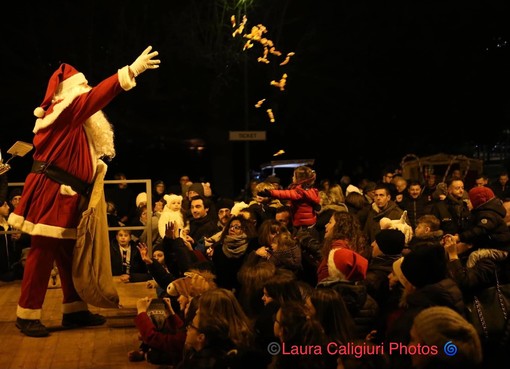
[216,197,235,211]
[8,187,22,200]
[146,298,167,331]
[231,201,249,216]
[412,306,482,365]
[400,244,447,288]
[346,184,363,196]
[327,248,368,282]
[379,211,413,245]
[136,192,147,207]
[469,186,495,209]
[152,243,164,255]
[34,63,87,118]
[164,194,183,208]
[187,182,205,196]
[375,229,406,255]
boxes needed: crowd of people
[2,163,510,368]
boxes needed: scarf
[222,233,249,259]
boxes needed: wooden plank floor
[0,278,161,369]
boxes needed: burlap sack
[73,160,119,308]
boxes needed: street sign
[229,131,267,141]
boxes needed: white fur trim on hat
[327,249,347,281]
[33,84,91,133]
[59,73,87,94]
[34,107,45,118]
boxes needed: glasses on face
[230,225,242,231]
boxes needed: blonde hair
[254,181,274,198]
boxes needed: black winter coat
[459,197,510,250]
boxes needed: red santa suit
[8,63,137,320]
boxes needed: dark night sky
[2,0,510,196]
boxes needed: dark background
[2,0,510,197]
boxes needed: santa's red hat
[327,247,368,282]
[33,63,87,118]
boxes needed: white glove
[129,46,161,77]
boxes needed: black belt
[31,160,91,197]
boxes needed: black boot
[16,318,49,337]
[62,310,107,327]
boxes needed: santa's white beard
[84,111,116,160]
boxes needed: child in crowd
[110,229,150,283]
[258,165,321,232]
[141,243,171,298]
[158,194,186,239]
[255,227,302,273]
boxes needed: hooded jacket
[459,197,510,250]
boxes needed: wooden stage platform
[0,278,161,369]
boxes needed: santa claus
[8,46,160,337]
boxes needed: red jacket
[134,312,186,365]
[269,186,320,227]
[9,72,128,239]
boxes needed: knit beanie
[375,229,406,255]
[187,182,204,196]
[152,244,164,255]
[400,244,447,288]
[413,306,482,366]
[216,197,235,211]
[8,187,22,200]
[469,186,495,209]
[146,298,167,331]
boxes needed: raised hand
[129,46,161,77]
[137,242,153,264]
